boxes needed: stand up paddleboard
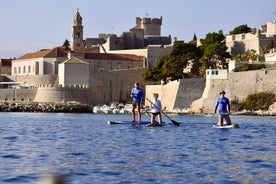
[107,120,151,125]
[107,120,164,127]
[213,124,240,129]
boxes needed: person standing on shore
[214,90,232,126]
[130,82,144,123]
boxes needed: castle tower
[71,9,84,51]
[142,16,162,36]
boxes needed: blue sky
[0,0,275,58]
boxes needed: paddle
[146,98,180,127]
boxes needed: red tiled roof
[0,59,12,66]
[84,53,145,62]
[16,47,67,60]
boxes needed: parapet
[142,16,162,25]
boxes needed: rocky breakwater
[0,102,93,113]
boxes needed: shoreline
[0,102,93,113]
[0,102,275,116]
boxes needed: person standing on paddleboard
[150,93,163,126]
[131,82,144,123]
[214,90,232,127]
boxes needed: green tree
[198,31,230,76]
[142,41,202,82]
[230,24,251,35]
[261,45,270,56]
[63,39,70,49]
[142,54,167,82]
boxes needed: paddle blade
[172,120,180,126]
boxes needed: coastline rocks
[0,102,93,113]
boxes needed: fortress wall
[146,78,205,110]
[226,69,276,100]
[174,78,205,109]
[192,69,276,113]
[146,81,179,110]
[34,87,89,104]
[0,89,37,102]
[89,68,149,105]
[5,75,58,87]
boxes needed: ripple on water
[2,154,21,159]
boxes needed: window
[76,32,80,38]
[23,66,26,73]
[232,35,235,41]
[18,67,21,74]
[14,67,17,74]
[211,70,218,75]
[242,34,245,40]
[28,66,31,73]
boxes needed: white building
[12,47,67,76]
[265,52,276,64]
[58,57,89,87]
[225,21,276,57]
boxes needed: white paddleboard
[107,120,165,127]
[213,124,240,129]
[107,120,151,125]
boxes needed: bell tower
[71,9,83,51]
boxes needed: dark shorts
[132,99,141,106]
[152,112,160,116]
[219,113,230,121]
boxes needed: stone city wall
[5,75,58,87]
[0,88,37,102]
[191,68,276,113]
[146,78,205,110]
[34,87,90,104]
[88,68,149,105]
[0,87,89,104]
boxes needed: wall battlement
[142,17,162,25]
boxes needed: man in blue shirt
[131,82,144,123]
[214,90,232,126]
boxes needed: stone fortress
[0,10,173,107]
[0,10,276,113]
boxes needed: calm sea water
[0,112,275,184]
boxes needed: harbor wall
[0,87,89,104]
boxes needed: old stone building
[71,10,171,52]
[225,20,276,58]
